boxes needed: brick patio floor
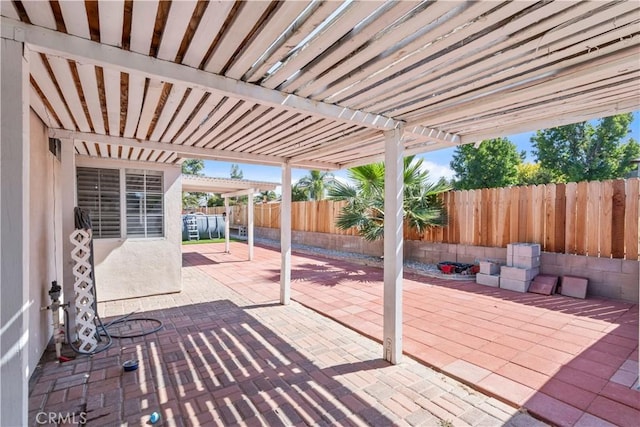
[180,242,639,427]
[27,252,545,427]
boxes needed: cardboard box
[500,266,539,281]
[500,278,531,293]
[479,261,500,275]
[476,273,500,287]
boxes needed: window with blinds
[126,170,164,238]
[76,167,121,238]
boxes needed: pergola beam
[3,18,398,132]
[221,189,258,199]
[49,129,339,170]
[404,125,461,146]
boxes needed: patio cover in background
[1,2,639,425]
[181,175,279,259]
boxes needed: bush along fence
[187,178,639,260]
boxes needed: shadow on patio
[183,242,639,426]
[27,265,539,427]
[30,298,397,426]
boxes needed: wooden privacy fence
[189,179,639,260]
[412,178,639,260]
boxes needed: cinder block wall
[257,228,638,303]
[406,241,639,303]
[256,227,383,257]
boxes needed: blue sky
[203,112,640,186]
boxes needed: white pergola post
[248,190,254,261]
[60,140,76,338]
[0,38,30,427]
[383,126,404,364]
[224,197,230,253]
[280,163,292,305]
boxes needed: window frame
[76,166,122,239]
[75,166,165,240]
[125,169,165,239]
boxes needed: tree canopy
[329,156,449,241]
[181,159,204,175]
[532,113,639,182]
[450,137,524,190]
[230,164,243,179]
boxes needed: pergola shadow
[28,300,394,426]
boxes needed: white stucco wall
[74,157,182,301]
[28,110,60,375]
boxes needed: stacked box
[476,273,500,287]
[479,261,500,275]
[500,278,532,293]
[506,243,541,267]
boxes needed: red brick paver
[28,250,545,427]
[183,242,639,426]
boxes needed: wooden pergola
[1,2,639,424]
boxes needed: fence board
[498,187,510,247]
[554,184,566,253]
[544,184,556,252]
[625,179,639,259]
[611,180,626,258]
[599,181,614,258]
[509,186,520,243]
[480,189,489,246]
[586,181,601,257]
[575,182,588,255]
[565,183,577,254]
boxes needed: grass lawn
[182,237,243,245]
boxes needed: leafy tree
[532,113,640,182]
[291,183,309,202]
[182,193,200,210]
[516,163,555,186]
[181,159,204,175]
[295,170,336,200]
[230,164,243,179]
[329,156,449,241]
[207,194,224,207]
[450,138,524,190]
[181,159,206,208]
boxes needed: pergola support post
[248,191,254,261]
[0,37,30,427]
[224,197,230,253]
[280,163,292,305]
[60,140,76,338]
[383,126,404,364]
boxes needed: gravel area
[254,236,476,281]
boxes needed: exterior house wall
[27,110,60,377]
[75,157,182,301]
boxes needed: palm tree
[295,170,336,201]
[259,190,277,203]
[328,156,449,241]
